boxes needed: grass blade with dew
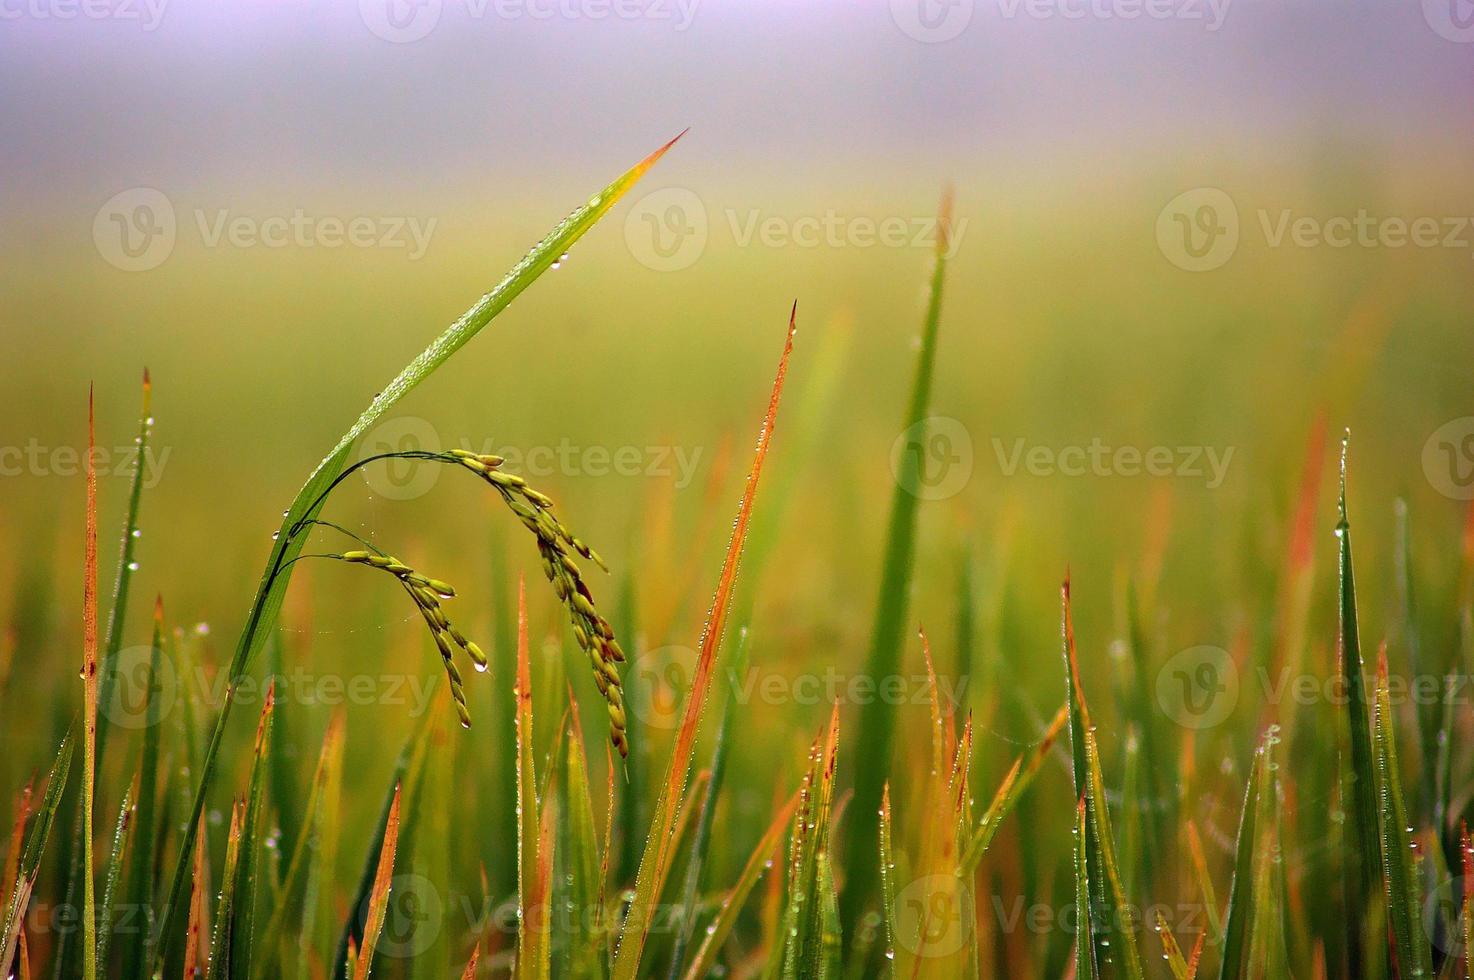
[120,598,165,980]
[679,790,799,980]
[553,689,603,979]
[513,575,550,980]
[1062,575,1144,979]
[253,710,344,980]
[351,783,402,980]
[0,734,73,977]
[93,780,133,972]
[840,190,953,941]
[1372,646,1433,978]
[1461,823,1472,980]
[877,783,899,978]
[1155,909,1196,980]
[81,387,100,980]
[229,682,275,980]
[611,304,796,980]
[665,632,748,980]
[95,368,153,770]
[778,707,841,979]
[154,133,684,969]
[1217,729,1274,980]
[1335,433,1385,972]
[1083,728,1145,980]
[1075,797,1094,980]
[205,801,245,980]
[57,370,155,980]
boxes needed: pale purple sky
[1,0,1469,213]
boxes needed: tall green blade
[839,190,953,937]
[121,597,164,980]
[1336,434,1385,971]
[1218,730,1273,980]
[1373,652,1432,978]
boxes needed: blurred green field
[3,143,1474,977]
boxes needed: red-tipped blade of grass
[1,778,35,915]
[611,304,796,980]
[255,710,345,979]
[0,734,73,978]
[1460,823,1472,980]
[82,386,100,980]
[1156,909,1191,980]
[205,801,244,980]
[461,943,480,980]
[183,815,209,980]
[1074,797,1094,980]
[351,783,402,980]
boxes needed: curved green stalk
[150,135,682,970]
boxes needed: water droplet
[475,663,488,674]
